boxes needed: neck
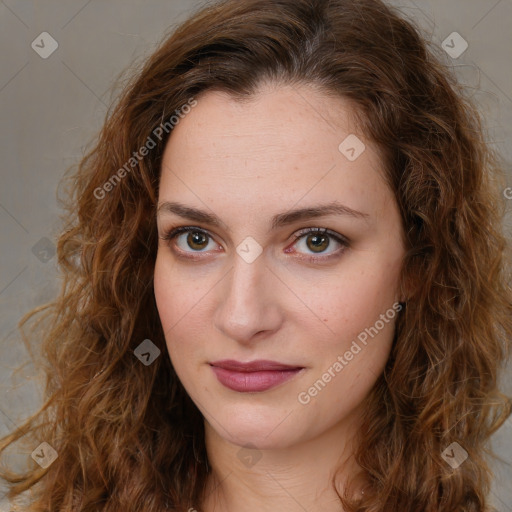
[199,413,364,512]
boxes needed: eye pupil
[306,234,329,253]
[187,231,208,250]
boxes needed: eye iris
[187,231,208,250]
[306,233,329,253]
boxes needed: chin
[203,401,301,449]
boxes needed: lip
[210,359,304,392]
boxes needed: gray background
[0,0,511,510]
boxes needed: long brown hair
[1,0,511,510]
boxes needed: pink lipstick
[209,359,304,392]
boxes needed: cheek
[153,259,178,335]
[153,254,207,362]
[301,266,399,339]
[154,253,208,333]
[299,283,398,419]
[294,260,400,396]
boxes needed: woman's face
[154,84,405,450]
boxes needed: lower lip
[210,366,303,392]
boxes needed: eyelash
[160,226,350,262]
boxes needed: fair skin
[154,83,406,512]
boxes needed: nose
[213,253,284,344]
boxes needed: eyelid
[291,227,350,245]
[160,225,212,241]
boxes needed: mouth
[209,359,305,392]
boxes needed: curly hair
[1,0,511,510]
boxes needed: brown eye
[162,227,218,254]
[290,227,349,259]
[187,231,209,250]
[305,233,330,253]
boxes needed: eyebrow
[157,201,370,230]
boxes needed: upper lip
[210,359,303,372]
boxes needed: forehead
[158,85,392,221]
[162,84,362,166]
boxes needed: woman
[1,0,510,510]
